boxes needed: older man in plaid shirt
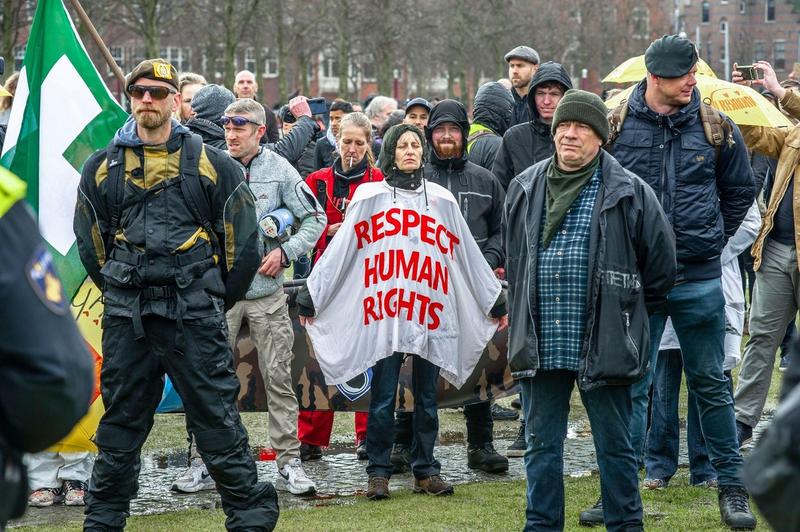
[503,89,675,531]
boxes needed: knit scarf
[542,153,600,248]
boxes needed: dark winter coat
[185,118,228,150]
[608,81,754,281]
[492,62,572,190]
[504,151,676,389]
[424,100,506,270]
[314,136,336,171]
[467,82,514,171]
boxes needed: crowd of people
[5,31,800,532]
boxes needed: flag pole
[66,0,126,88]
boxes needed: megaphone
[259,208,295,240]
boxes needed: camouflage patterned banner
[232,291,517,412]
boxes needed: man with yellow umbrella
[579,35,757,531]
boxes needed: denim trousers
[630,278,744,487]
[366,353,441,479]
[519,371,642,531]
[645,348,733,484]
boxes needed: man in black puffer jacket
[390,100,508,475]
[492,62,572,189]
[467,81,514,171]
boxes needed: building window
[701,1,710,23]
[262,48,278,78]
[13,44,26,70]
[766,0,775,21]
[320,51,338,79]
[754,41,766,62]
[244,47,256,73]
[631,6,650,40]
[159,47,191,73]
[739,1,746,14]
[774,40,786,70]
[360,58,376,82]
[109,46,124,71]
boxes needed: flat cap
[645,35,698,78]
[126,58,179,92]
[504,46,540,65]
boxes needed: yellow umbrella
[604,75,793,128]
[0,86,10,97]
[603,55,717,83]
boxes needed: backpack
[606,99,736,158]
[103,132,219,257]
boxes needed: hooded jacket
[492,62,572,190]
[504,151,676,388]
[74,118,260,315]
[609,81,754,281]
[424,100,506,270]
[467,82,514,171]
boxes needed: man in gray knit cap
[504,89,675,531]
[504,45,540,126]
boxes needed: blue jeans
[645,349,735,484]
[366,353,441,479]
[631,278,743,487]
[519,371,642,531]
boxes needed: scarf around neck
[542,153,600,248]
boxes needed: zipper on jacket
[624,311,639,359]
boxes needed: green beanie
[551,89,610,144]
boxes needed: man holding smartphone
[731,60,800,448]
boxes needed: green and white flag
[1,0,128,295]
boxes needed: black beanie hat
[191,84,235,122]
[551,89,610,144]
[645,35,698,78]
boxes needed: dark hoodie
[423,100,506,272]
[491,62,572,189]
[467,82,514,171]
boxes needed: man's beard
[135,107,171,129]
[511,77,528,89]
[434,140,462,159]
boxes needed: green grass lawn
[16,354,785,531]
[15,473,769,531]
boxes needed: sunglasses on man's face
[128,84,177,101]
[221,115,263,127]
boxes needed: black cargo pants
[84,313,278,531]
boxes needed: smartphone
[308,97,328,116]
[738,65,761,81]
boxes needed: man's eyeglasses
[221,115,263,127]
[128,85,177,100]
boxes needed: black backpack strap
[104,143,126,257]
[178,133,220,253]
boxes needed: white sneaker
[171,458,215,493]
[277,457,316,495]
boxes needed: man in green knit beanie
[503,88,675,530]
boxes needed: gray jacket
[503,151,676,389]
[240,147,326,299]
